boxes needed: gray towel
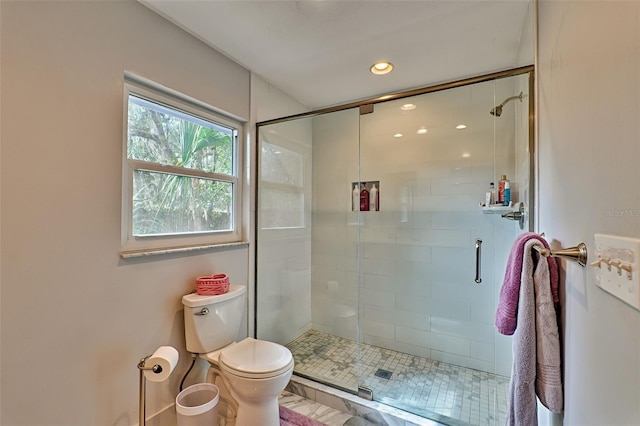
[506,240,563,425]
[533,247,563,414]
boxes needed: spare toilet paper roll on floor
[145,346,179,382]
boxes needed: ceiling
[140,0,533,109]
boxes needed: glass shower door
[256,116,314,346]
[257,107,364,394]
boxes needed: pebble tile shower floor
[286,330,509,426]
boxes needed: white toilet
[182,285,294,426]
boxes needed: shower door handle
[475,239,482,283]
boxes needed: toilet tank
[182,284,246,354]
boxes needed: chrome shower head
[490,92,523,117]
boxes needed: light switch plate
[594,234,640,310]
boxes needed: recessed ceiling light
[371,61,394,75]
[456,124,467,130]
[394,133,404,138]
[400,103,416,111]
[462,152,471,158]
[417,127,428,135]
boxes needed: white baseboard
[139,403,176,426]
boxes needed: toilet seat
[219,338,294,379]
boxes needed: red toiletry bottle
[360,183,370,211]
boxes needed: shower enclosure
[256,68,534,426]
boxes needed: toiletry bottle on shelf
[504,180,511,206]
[360,183,370,211]
[485,182,495,207]
[370,183,379,211]
[352,183,359,211]
[498,175,509,205]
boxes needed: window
[121,79,243,255]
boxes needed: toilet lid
[219,338,294,379]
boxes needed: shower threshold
[286,329,508,426]
[286,374,444,426]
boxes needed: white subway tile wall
[308,79,525,377]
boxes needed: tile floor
[286,330,509,426]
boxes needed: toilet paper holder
[137,347,178,426]
[138,355,164,374]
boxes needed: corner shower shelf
[483,202,526,229]
[481,205,518,214]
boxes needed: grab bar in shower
[533,242,588,267]
[475,239,482,283]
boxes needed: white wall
[0,1,252,425]
[538,1,640,425]
[253,77,309,123]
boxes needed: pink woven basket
[195,273,230,295]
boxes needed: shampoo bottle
[504,180,511,206]
[352,184,359,211]
[370,183,379,211]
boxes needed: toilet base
[206,366,238,423]
[235,398,280,426]
[206,364,285,426]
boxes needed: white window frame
[121,78,244,256]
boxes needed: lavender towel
[506,240,563,425]
[496,232,559,335]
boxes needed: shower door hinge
[359,104,374,115]
[357,386,373,401]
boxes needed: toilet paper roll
[144,346,179,382]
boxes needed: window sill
[120,241,250,259]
